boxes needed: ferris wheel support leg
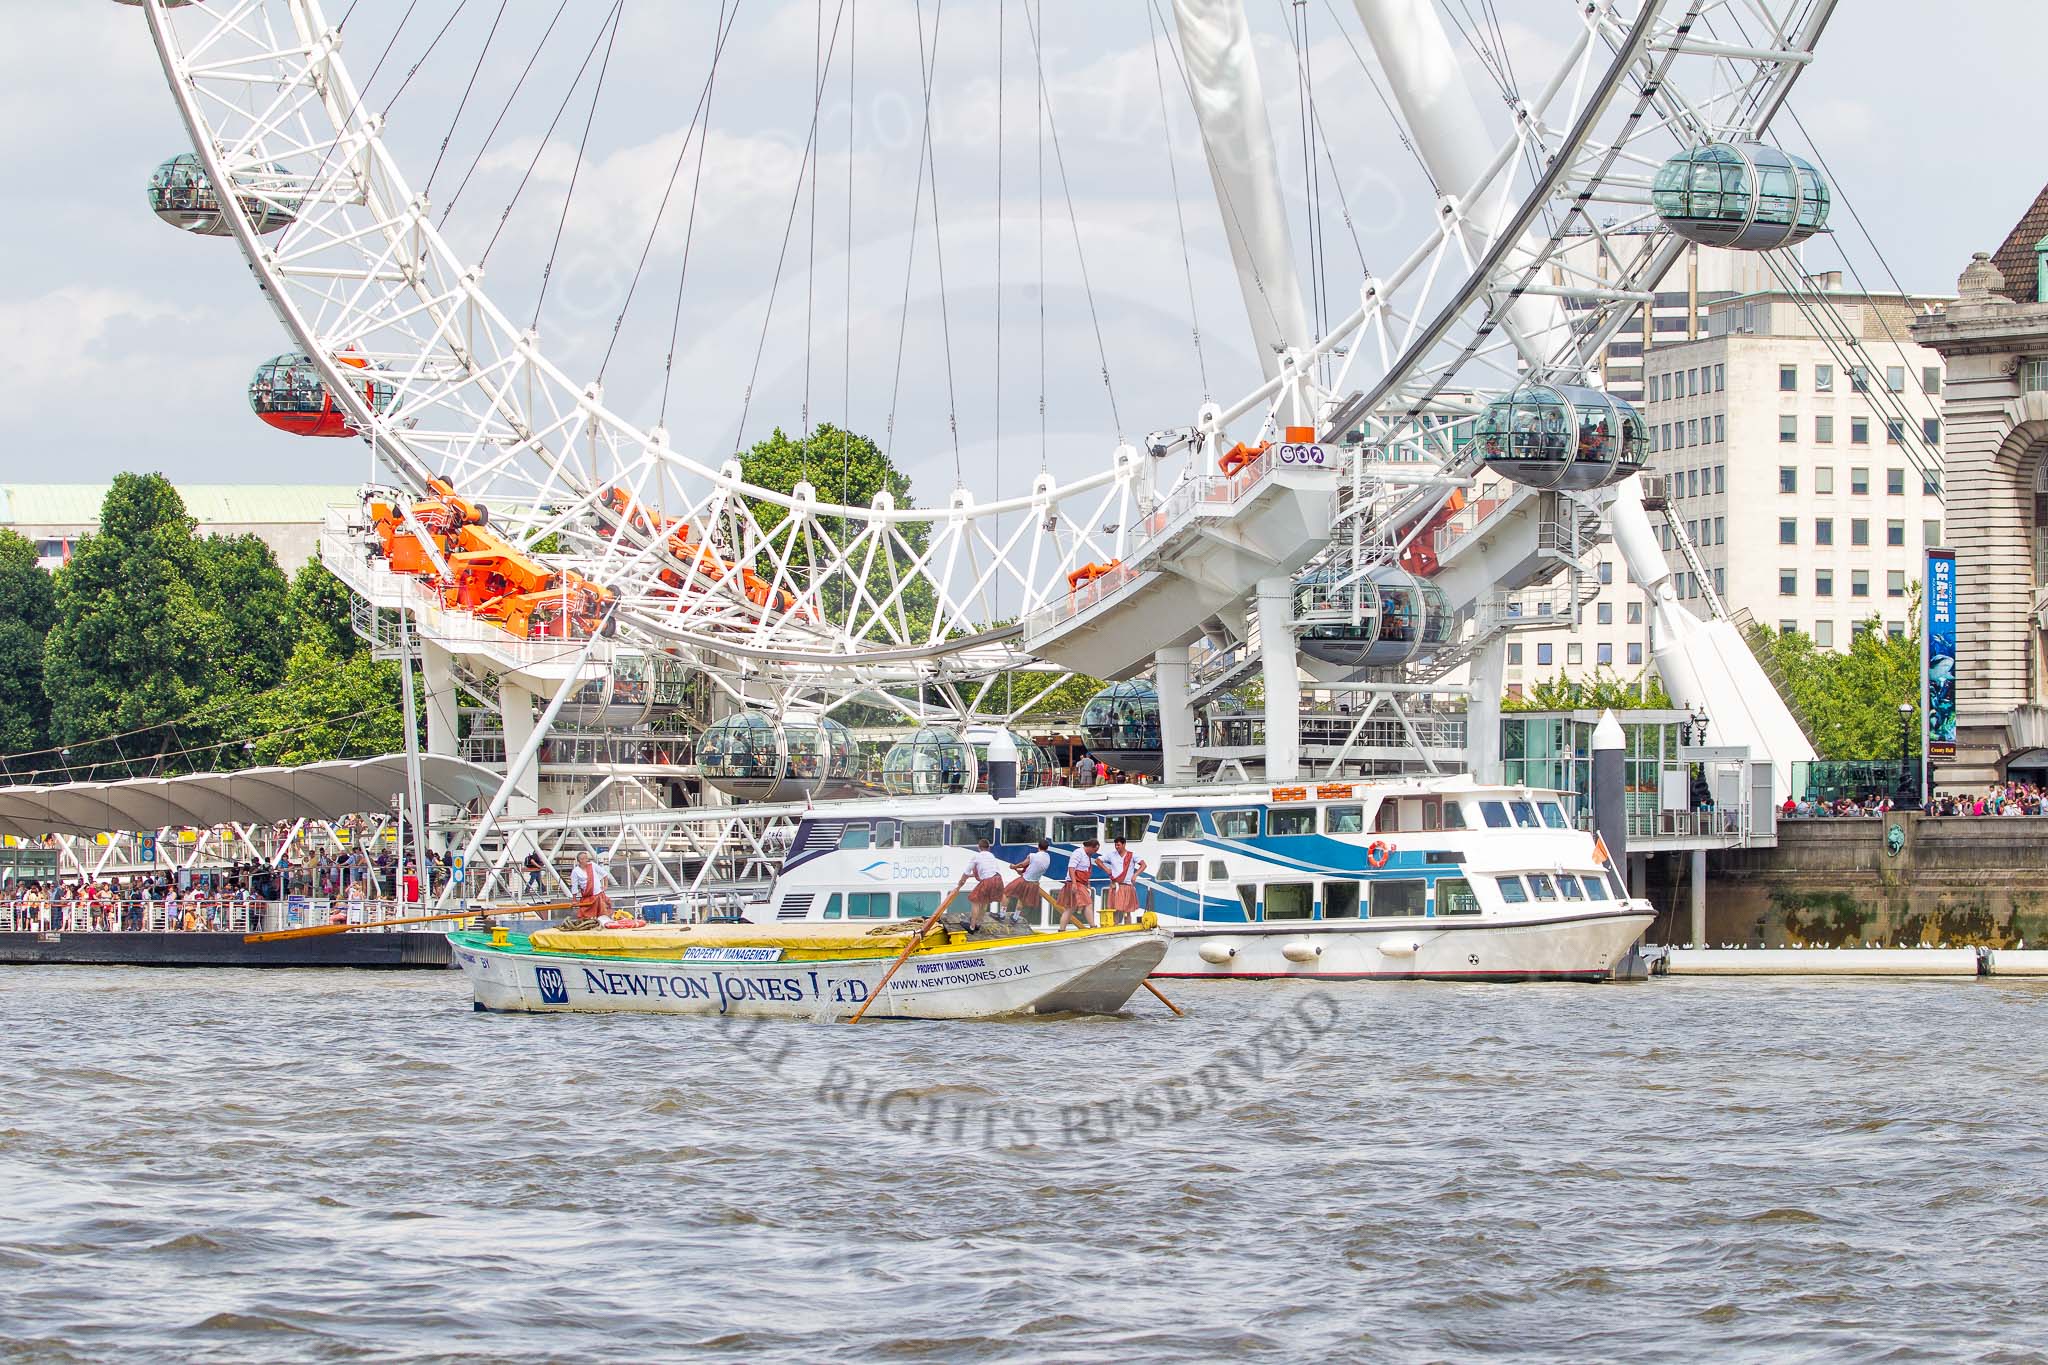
[1155,647,1198,787]
[499,681,542,821]
[420,640,460,848]
[1256,578,1302,783]
[1465,633,1508,785]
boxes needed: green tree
[42,473,228,762]
[1749,609,1922,760]
[1504,669,1672,712]
[196,532,293,691]
[287,558,362,659]
[0,530,56,752]
[243,641,404,766]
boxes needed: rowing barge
[448,916,1168,1020]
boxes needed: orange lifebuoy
[1366,840,1392,869]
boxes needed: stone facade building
[1911,199,2048,781]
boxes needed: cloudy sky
[6,2,2042,504]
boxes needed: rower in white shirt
[1005,838,1055,916]
[953,840,1011,932]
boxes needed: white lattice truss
[138,0,1837,712]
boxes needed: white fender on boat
[1280,939,1322,963]
[1197,940,1238,965]
[1376,940,1420,958]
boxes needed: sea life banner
[1925,549,1957,759]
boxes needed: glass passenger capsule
[1081,679,1162,776]
[881,727,976,797]
[147,153,296,236]
[1471,383,1647,492]
[1651,142,1829,251]
[248,351,398,438]
[1295,567,1452,667]
[962,725,1051,792]
[699,712,858,801]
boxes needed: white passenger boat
[448,919,1168,1019]
[757,778,1652,982]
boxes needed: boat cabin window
[1106,814,1149,842]
[1001,817,1047,845]
[1182,860,1199,881]
[1237,884,1258,918]
[846,891,892,918]
[1208,860,1228,881]
[1369,879,1427,917]
[1161,812,1202,840]
[904,821,944,848]
[1480,801,1511,829]
[900,890,941,918]
[1496,875,1529,904]
[1323,882,1360,918]
[838,823,872,849]
[1374,800,1399,834]
[1324,804,1364,834]
[1527,874,1559,901]
[1265,882,1313,920]
[1510,801,1540,829]
[951,819,995,848]
[821,893,842,919]
[872,819,899,849]
[1557,875,1586,902]
[1436,877,1479,916]
[1214,809,1259,839]
[1422,797,1443,831]
[1157,862,1177,883]
[1267,808,1315,836]
[1442,801,1467,830]
[1053,815,1098,843]
[1538,801,1569,830]
[1581,875,1612,901]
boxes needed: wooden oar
[243,901,577,944]
[846,889,960,1024]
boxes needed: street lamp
[1893,702,1921,811]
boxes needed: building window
[1715,465,1725,494]
[1779,569,1797,596]
[1780,620,1798,637]
[1566,643,1583,666]
[1816,363,1834,392]
[1660,424,1671,450]
[1507,642,1523,665]
[1596,642,1613,666]
[1886,365,1906,393]
[1713,363,1725,391]
[1886,419,1905,445]
[1815,518,1834,546]
[1922,366,1941,395]
[1713,516,1725,545]
[1627,642,1643,666]
[1598,561,1613,585]
[1689,418,1700,445]
[1814,414,1834,444]
[1851,417,1869,445]
[1887,468,1905,496]
[1816,466,1834,494]
[1714,413,1725,443]
[1924,519,1942,547]
[1779,466,1798,493]
[1923,472,1941,496]
[1628,601,1643,625]
[1815,568,1834,596]
[1537,643,1553,666]
[1715,567,1725,595]
[1887,519,1905,547]
[1779,415,1798,443]
[1596,601,1612,625]
[2024,358,2048,392]
[1923,418,1941,445]
[1888,621,1906,640]
[1851,569,1869,598]
[1815,620,1834,648]
[1779,364,1798,392]
[1779,518,1797,545]
[1851,365,1869,393]
[1851,467,1870,495]
[1851,518,1869,547]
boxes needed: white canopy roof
[0,755,502,838]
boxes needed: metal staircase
[1640,474,1726,619]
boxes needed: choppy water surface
[4,968,2048,1362]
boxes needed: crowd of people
[1782,781,2048,819]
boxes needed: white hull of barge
[451,930,1169,1020]
[1154,906,1653,981]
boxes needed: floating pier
[0,931,452,970]
[1654,947,2048,978]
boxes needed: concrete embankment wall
[1681,817,2048,948]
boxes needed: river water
[3,967,2046,1362]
